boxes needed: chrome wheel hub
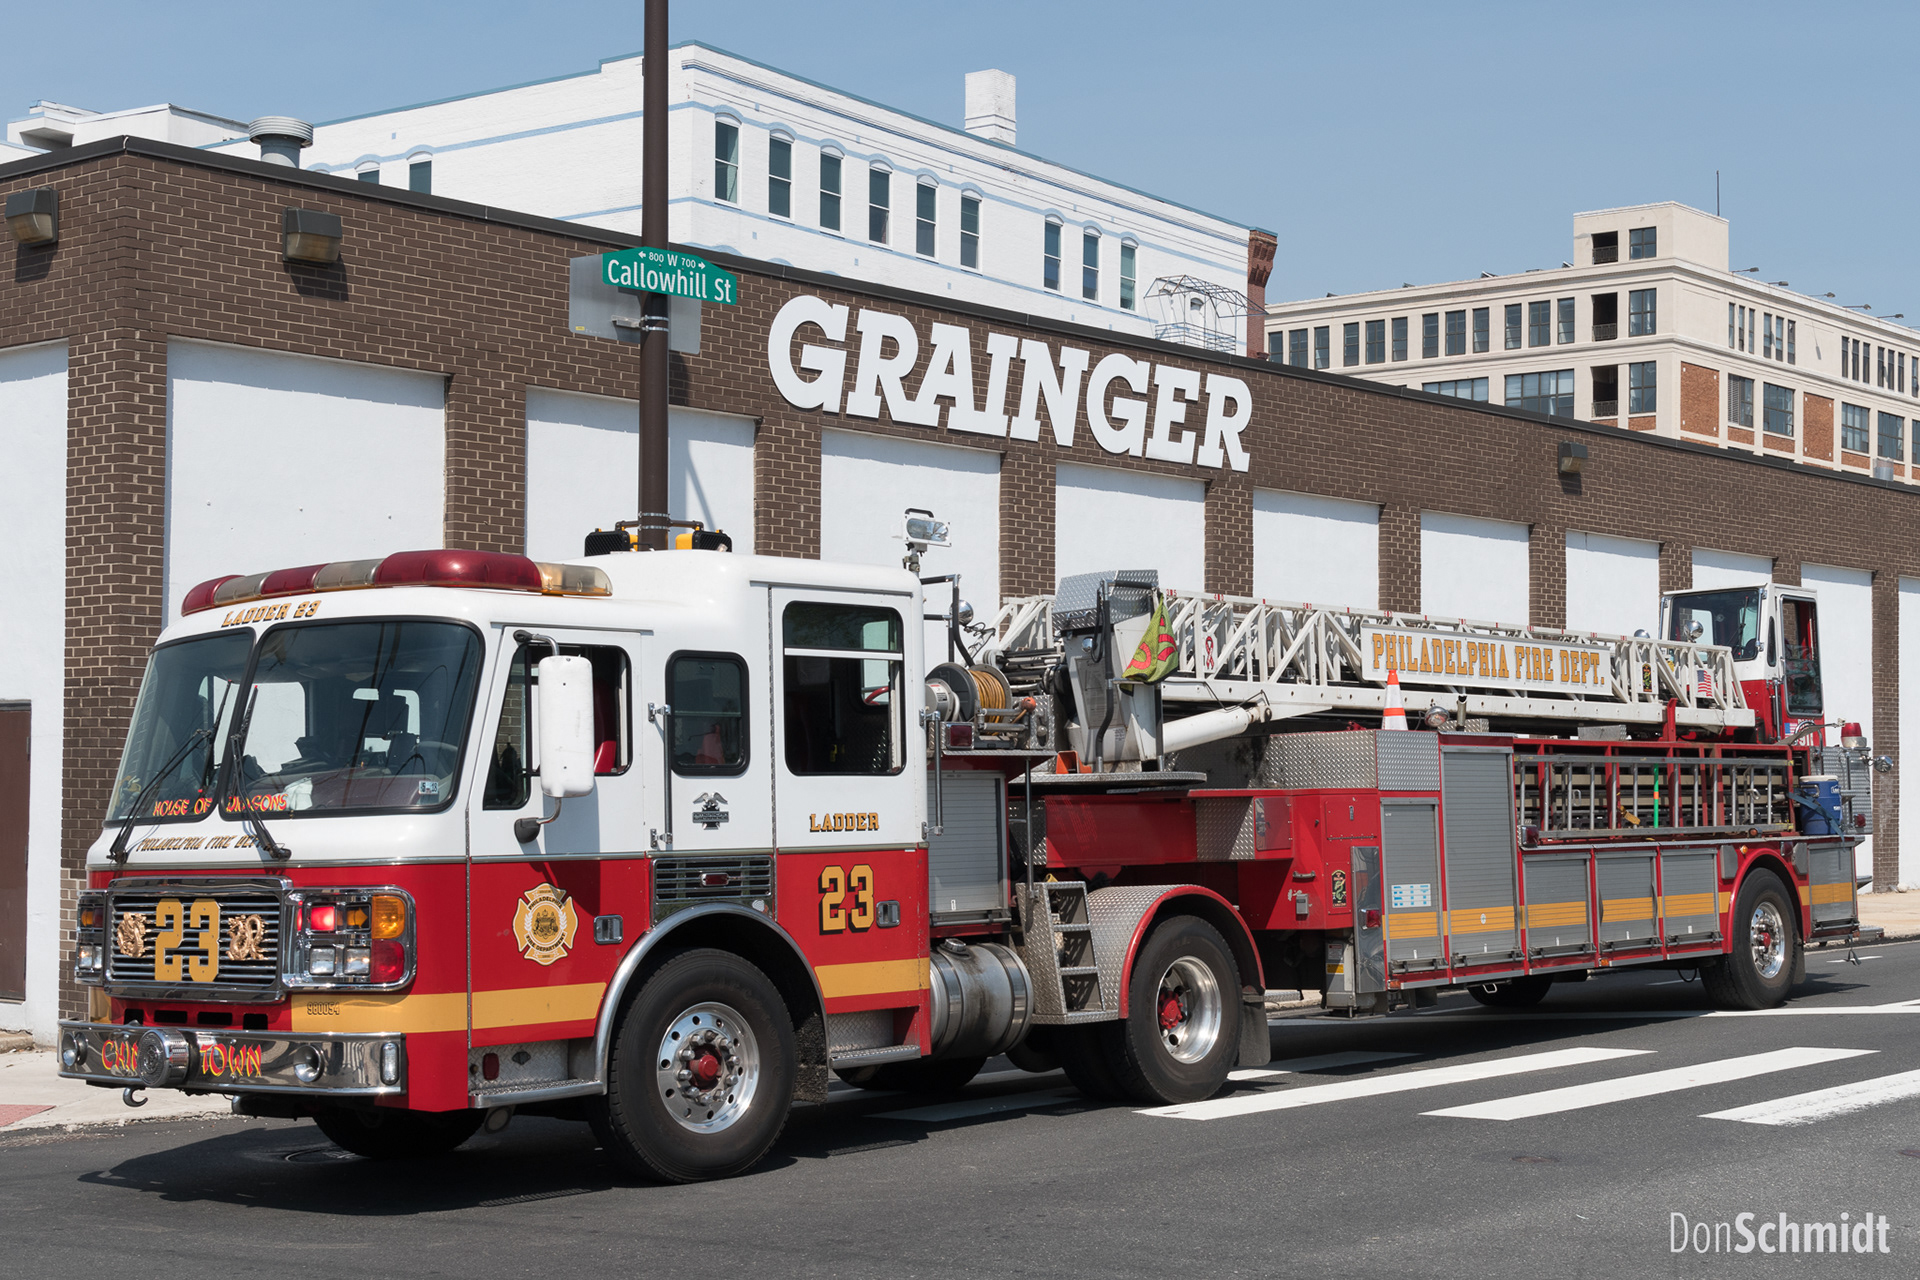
[656,1002,760,1133]
[1749,900,1787,980]
[1153,956,1223,1064]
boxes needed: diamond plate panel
[470,1040,570,1093]
[827,1009,895,1055]
[1261,730,1379,790]
[1195,797,1256,862]
[1088,885,1179,1016]
[1377,731,1441,791]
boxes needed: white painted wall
[1055,462,1206,594]
[0,341,66,1042]
[818,429,999,658]
[1900,578,1920,890]
[1802,563,1875,878]
[1251,490,1378,609]
[1564,530,1660,636]
[1420,512,1529,623]
[524,389,756,561]
[164,342,446,622]
[1691,547,1772,588]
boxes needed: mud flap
[1238,992,1271,1067]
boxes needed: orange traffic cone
[1381,668,1407,730]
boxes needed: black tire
[1004,1027,1061,1075]
[1109,915,1242,1105]
[594,948,797,1183]
[1055,1024,1129,1102]
[1466,976,1553,1008]
[834,1055,986,1094]
[1702,870,1799,1010]
[312,1107,482,1159]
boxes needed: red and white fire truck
[59,516,1876,1180]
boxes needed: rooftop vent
[964,70,1015,145]
[248,116,313,167]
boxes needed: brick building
[1,137,1915,1041]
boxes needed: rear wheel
[1055,1025,1129,1102]
[1702,871,1799,1010]
[1109,915,1241,1105]
[1466,976,1553,1008]
[312,1107,482,1159]
[593,948,796,1183]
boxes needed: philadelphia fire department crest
[511,884,579,966]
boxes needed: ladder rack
[981,589,1754,732]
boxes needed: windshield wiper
[108,728,214,863]
[227,686,291,861]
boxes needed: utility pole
[638,0,671,549]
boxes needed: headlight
[73,892,107,985]
[284,888,415,990]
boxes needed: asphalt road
[7,938,1918,1279]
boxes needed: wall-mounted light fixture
[1558,441,1588,475]
[282,207,342,264]
[5,187,58,247]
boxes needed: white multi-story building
[1264,203,1920,482]
[204,43,1265,353]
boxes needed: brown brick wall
[1680,362,1720,437]
[1804,394,1835,462]
[8,142,1920,1022]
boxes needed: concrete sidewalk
[0,1049,232,1131]
[1860,890,1920,942]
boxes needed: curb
[0,1032,36,1055]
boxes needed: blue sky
[8,0,1919,320]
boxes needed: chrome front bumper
[56,1021,406,1097]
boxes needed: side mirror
[537,655,597,799]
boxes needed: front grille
[652,856,774,922]
[107,882,284,998]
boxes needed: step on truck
[60,514,1881,1179]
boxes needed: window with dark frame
[1528,300,1551,347]
[1445,310,1466,356]
[1422,313,1439,358]
[1763,383,1794,436]
[1557,298,1574,344]
[1786,319,1796,365]
[1629,226,1657,259]
[819,153,843,231]
[1366,319,1386,364]
[960,194,981,269]
[714,121,740,203]
[1043,221,1061,290]
[485,642,632,808]
[1728,375,1755,428]
[1119,241,1135,308]
[1392,316,1408,361]
[1505,303,1522,349]
[1472,307,1489,353]
[1315,326,1331,369]
[1421,378,1489,401]
[1841,402,1871,453]
[1504,369,1576,417]
[782,602,905,777]
[669,653,749,776]
[407,160,431,194]
[1082,230,1099,301]
[868,167,891,243]
[915,182,937,257]
[1289,329,1308,367]
[1880,411,1905,460]
[1629,361,1658,415]
[1343,322,1360,367]
[768,137,792,218]
[1628,288,1656,336]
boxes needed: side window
[483,643,630,809]
[782,603,904,776]
[1781,599,1823,717]
[484,648,530,809]
[670,653,749,776]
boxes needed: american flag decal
[1696,668,1713,698]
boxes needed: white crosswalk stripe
[1424,1046,1876,1121]
[1228,1051,1416,1081]
[1140,1046,1649,1121]
[1702,1067,1920,1127]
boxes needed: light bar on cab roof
[180,550,612,615]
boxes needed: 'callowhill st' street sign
[600,246,739,305]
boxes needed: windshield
[108,632,251,822]
[1667,588,1761,661]
[225,620,483,816]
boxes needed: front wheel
[312,1106,482,1159]
[1702,870,1799,1010]
[594,948,797,1183]
[1110,915,1241,1105]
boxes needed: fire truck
[58,515,1877,1181]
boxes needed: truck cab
[1661,584,1823,742]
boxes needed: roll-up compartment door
[1442,748,1520,967]
[1806,842,1856,926]
[1382,801,1442,971]
[1659,849,1720,944]
[927,770,1007,922]
[1597,853,1657,946]
[1523,853,1593,957]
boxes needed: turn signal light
[370,894,407,940]
[79,905,101,928]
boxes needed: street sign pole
[638,0,670,550]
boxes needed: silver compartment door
[1523,853,1594,956]
[1659,849,1720,943]
[926,770,1007,922]
[1441,748,1521,966]
[1597,852,1658,946]
[1381,802,1441,970]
